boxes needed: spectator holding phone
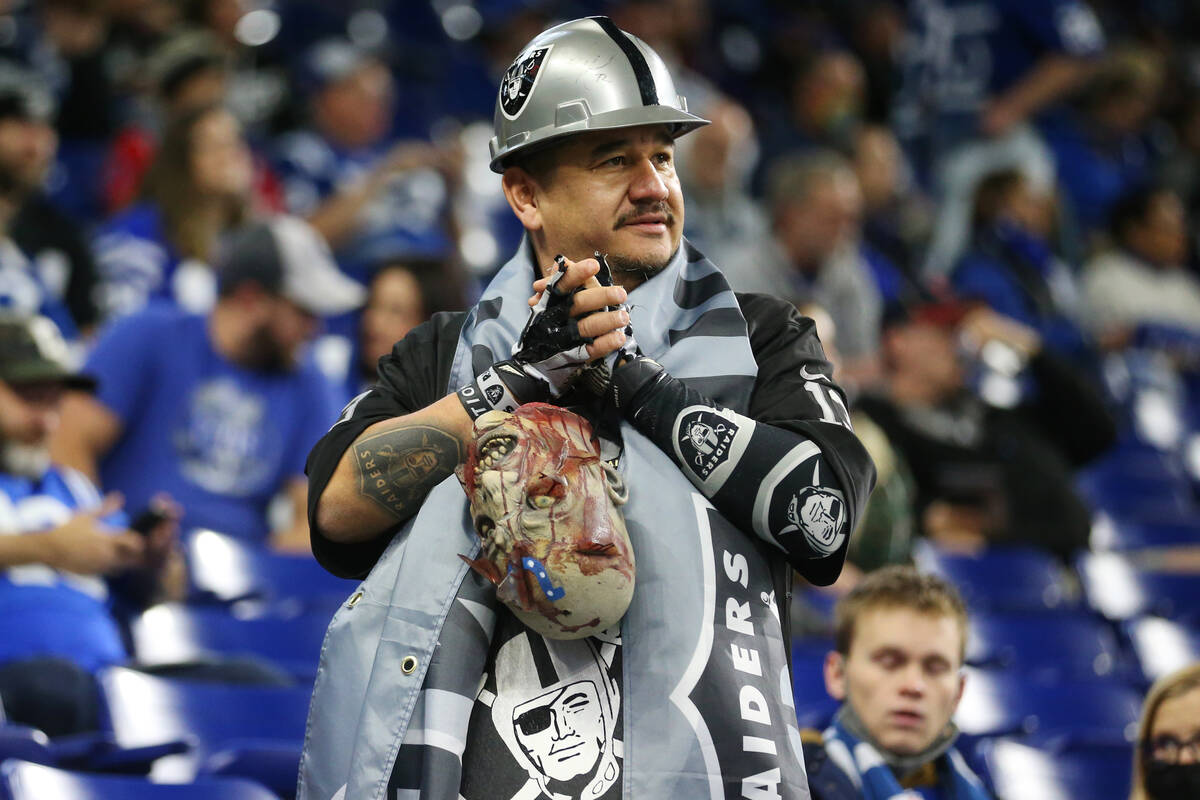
[0,314,181,737]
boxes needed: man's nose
[628,157,669,202]
[898,665,927,698]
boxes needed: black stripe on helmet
[591,16,658,106]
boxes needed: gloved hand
[458,254,624,419]
[508,257,595,397]
[576,253,640,396]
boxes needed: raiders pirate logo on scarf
[461,623,623,800]
[500,46,552,120]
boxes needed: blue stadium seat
[955,668,1142,745]
[1090,511,1200,551]
[97,667,308,796]
[185,529,357,611]
[0,759,279,799]
[0,725,187,775]
[0,725,54,766]
[913,541,1075,613]
[965,611,1134,682]
[981,738,1133,800]
[1077,551,1200,623]
[1125,616,1200,684]
[130,604,330,682]
[1075,450,1195,519]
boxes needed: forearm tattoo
[353,425,463,518]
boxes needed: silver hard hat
[488,16,709,173]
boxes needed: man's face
[1130,192,1189,267]
[0,116,56,198]
[0,380,64,477]
[512,679,606,783]
[316,62,394,150]
[883,321,963,399]
[825,607,965,756]
[244,296,318,371]
[776,171,862,271]
[530,124,684,281]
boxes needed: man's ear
[824,650,847,701]
[502,166,542,232]
[950,668,966,715]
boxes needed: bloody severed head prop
[457,403,635,640]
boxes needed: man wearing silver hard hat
[300,17,875,799]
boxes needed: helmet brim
[489,105,710,173]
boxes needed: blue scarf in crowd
[821,712,990,800]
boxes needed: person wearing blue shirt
[952,168,1092,361]
[801,566,991,800]
[0,314,178,737]
[51,218,363,550]
[1040,49,1163,242]
[272,39,453,287]
[894,0,1106,276]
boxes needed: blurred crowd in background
[1,0,1200,572]
[1,2,1200,796]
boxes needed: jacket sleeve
[305,311,466,578]
[610,293,877,585]
[742,293,878,583]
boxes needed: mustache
[614,202,675,231]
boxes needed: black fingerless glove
[457,255,595,420]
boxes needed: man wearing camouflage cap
[0,315,176,737]
[301,17,875,799]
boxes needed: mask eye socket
[526,474,565,509]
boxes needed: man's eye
[655,152,673,165]
[877,652,903,669]
[603,156,624,167]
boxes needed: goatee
[1,441,51,479]
[605,251,673,282]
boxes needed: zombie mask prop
[457,403,634,640]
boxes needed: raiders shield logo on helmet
[500,46,552,120]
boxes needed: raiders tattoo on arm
[352,424,464,518]
[610,357,852,571]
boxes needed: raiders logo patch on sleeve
[671,406,755,494]
[752,442,847,557]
